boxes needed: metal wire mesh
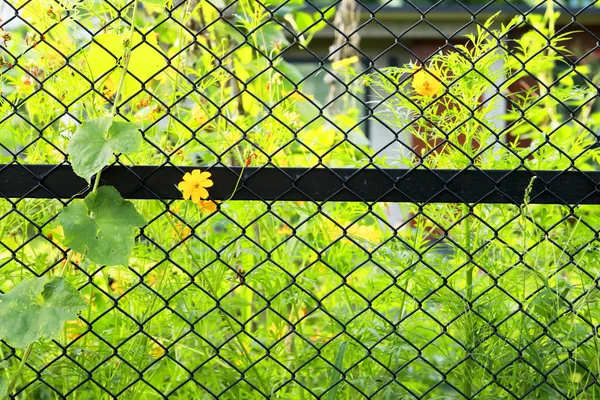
[2,0,600,398]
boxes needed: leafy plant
[364,1,600,398]
[0,277,86,397]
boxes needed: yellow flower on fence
[178,169,213,204]
[412,66,443,97]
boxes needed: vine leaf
[59,186,146,266]
[67,116,142,182]
[0,277,87,349]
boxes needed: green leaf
[59,186,146,266]
[0,277,86,349]
[293,12,315,33]
[326,341,347,400]
[67,116,142,182]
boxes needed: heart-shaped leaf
[67,116,142,182]
[59,186,146,266]
[0,277,87,349]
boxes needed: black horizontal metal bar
[1,164,599,204]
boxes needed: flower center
[193,183,200,189]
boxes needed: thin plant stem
[6,343,34,397]
[162,0,193,150]
[92,0,140,194]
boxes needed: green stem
[225,164,247,201]
[6,343,34,397]
[92,0,140,194]
[463,204,473,299]
[162,1,192,150]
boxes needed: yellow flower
[177,169,213,204]
[277,225,293,236]
[198,200,219,214]
[146,270,159,287]
[172,223,191,239]
[103,76,117,98]
[192,103,208,125]
[412,67,443,97]
[65,319,85,342]
[149,343,165,359]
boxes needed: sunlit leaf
[67,116,142,182]
[85,32,166,98]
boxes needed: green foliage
[366,11,600,171]
[283,5,336,46]
[67,116,142,183]
[0,277,86,348]
[59,186,146,266]
[85,32,167,98]
[0,0,599,398]
[325,341,347,400]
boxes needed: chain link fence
[1,0,600,398]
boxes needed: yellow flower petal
[199,200,219,214]
[197,171,211,181]
[177,181,190,191]
[191,190,202,204]
[331,56,359,70]
[197,186,209,199]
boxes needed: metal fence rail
[1,0,600,399]
[3,165,600,204]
